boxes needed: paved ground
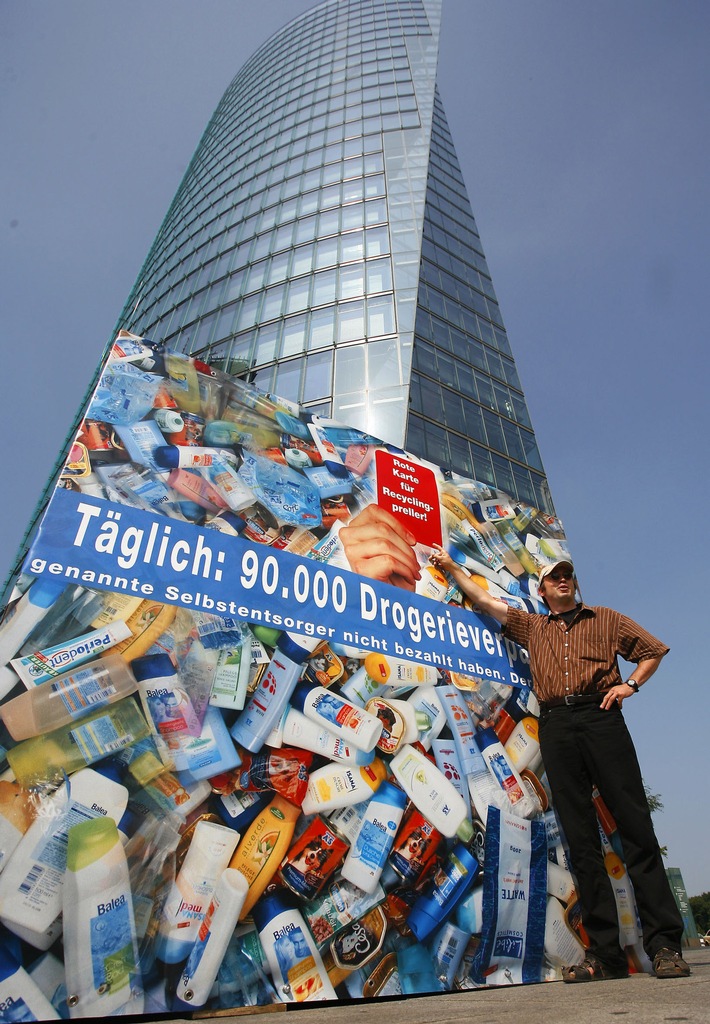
[177,947,708,1024]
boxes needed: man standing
[431,546,690,982]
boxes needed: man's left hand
[600,683,636,710]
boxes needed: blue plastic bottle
[406,842,482,942]
[340,780,407,893]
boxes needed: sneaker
[652,948,691,979]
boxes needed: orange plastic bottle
[228,793,301,919]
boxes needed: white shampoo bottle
[63,816,143,1018]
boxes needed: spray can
[153,445,238,470]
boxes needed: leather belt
[539,692,604,711]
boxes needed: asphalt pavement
[179,947,709,1024]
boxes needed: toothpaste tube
[11,621,132,687]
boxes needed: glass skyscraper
[117,0,553,515]
[6,0,554,593]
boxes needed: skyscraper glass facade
[408,91,549,509]
[104,0,550,516]
[117,0,554,514]
[0,0,550,594]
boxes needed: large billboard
[0,335,646,1018]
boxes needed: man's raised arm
[430,544,509,626]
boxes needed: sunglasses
[546,570,574,582]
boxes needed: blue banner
[24,487,529,685]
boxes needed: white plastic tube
[10,620,132,687]
[278,707,374,765]
[175,868,249,1006]
[156,819,239,964]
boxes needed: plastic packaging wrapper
[0,332,650,1019]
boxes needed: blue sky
[2,0,708,899]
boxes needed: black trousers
[539,701,683,968]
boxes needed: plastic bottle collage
[0,332,647,1018]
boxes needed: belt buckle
[563,694,575,706]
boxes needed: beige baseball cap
[538,559,575,584]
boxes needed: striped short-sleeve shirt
[503,604,670,702]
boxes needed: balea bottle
[62,817,143,1017]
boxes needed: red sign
[375,450,442,548]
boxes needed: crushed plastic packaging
[0,330,641,1018]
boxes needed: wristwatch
[625,678,640,693]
